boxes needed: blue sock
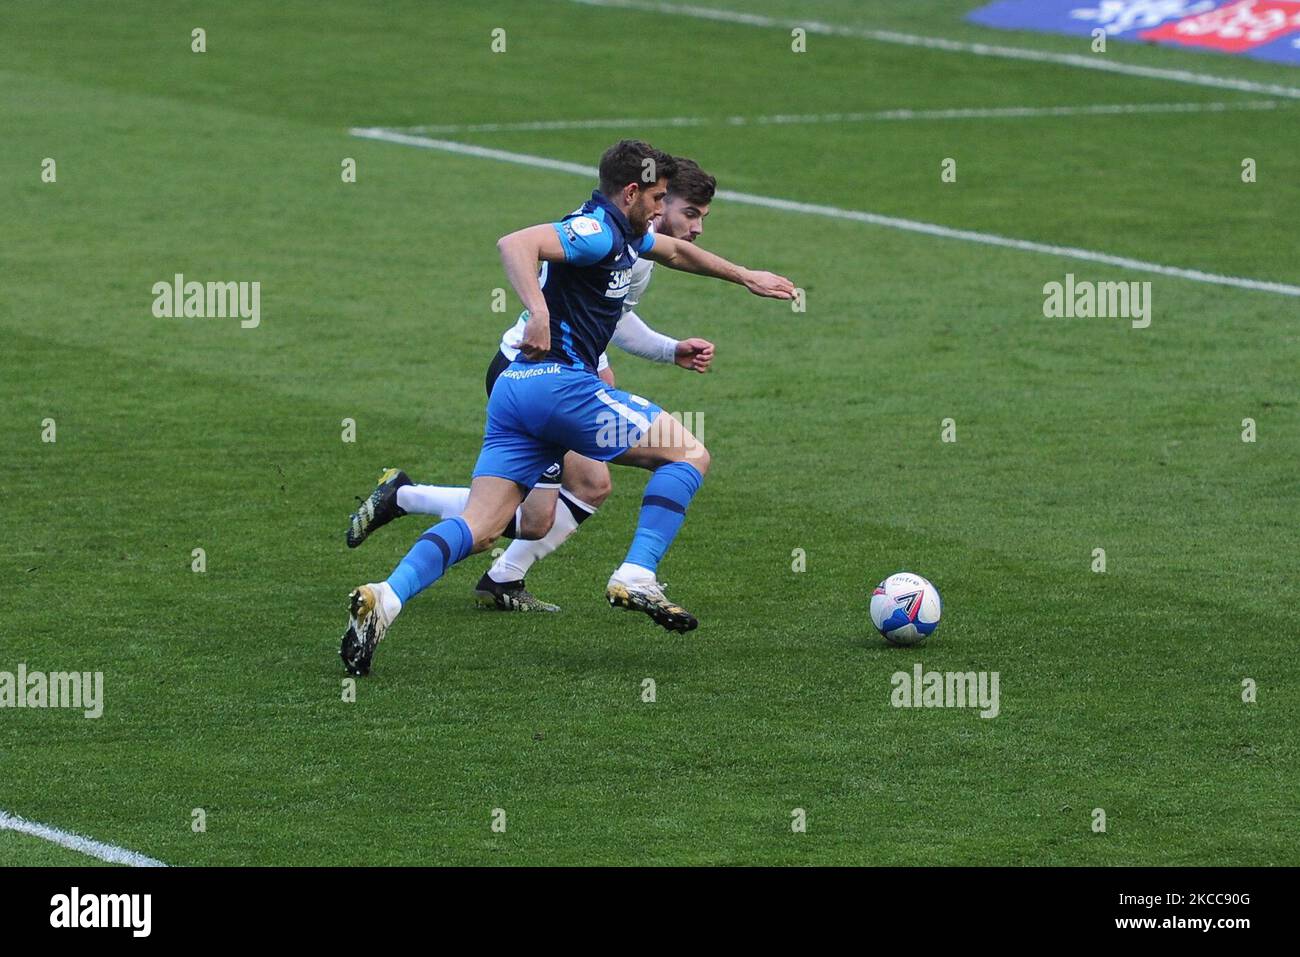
[624,462,704,574]
[386,517,473,605]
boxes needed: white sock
[612,561,656,585]
[488,492,597,583]
[372,580,403,622]
[397,484,470,518]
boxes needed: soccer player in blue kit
[340,140,795,676]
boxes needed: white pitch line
[0,808,167,867]
[568,0,1300,101]
[352,127,596,176]
[397,100,1283,134]
[348,127,1300,299]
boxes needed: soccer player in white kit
[346,159,719,611]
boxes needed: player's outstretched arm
[611,310,715,373]
[611,310,677,363]
[644,233,795,300]
[497,224,569,360]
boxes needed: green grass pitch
[2,0,1298,866]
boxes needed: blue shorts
[484,350,561,488]
[473,360,663,487]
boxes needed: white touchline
[348,127,1300,299]
[567,0,1300,101]
[396,101,1283,134]
[0,808,167,867]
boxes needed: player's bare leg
[562,452,615,508]
[607,412,711,633]
[479,452,612,612]
[342,476,525,675]
[516,485,560,540]
[351,467,567,611]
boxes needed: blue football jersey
[529,190,656,371]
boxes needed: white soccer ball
[870,572,942,646]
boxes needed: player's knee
[684,442,710,476]
[567,470,612,507]
[475,532,499,554]
[517,511,555,540]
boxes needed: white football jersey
[499,226,656,372]
[621,255,655,313]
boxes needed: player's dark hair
[597,140,678,197]
[668,157,716,206]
